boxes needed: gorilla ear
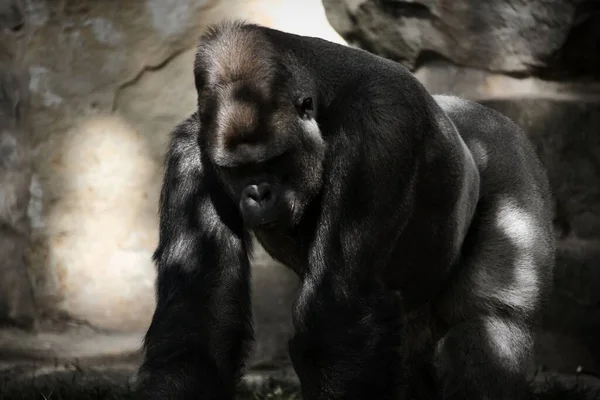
[297,97,314,119]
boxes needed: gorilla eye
[298,97,314,118]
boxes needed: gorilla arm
[288,181,409,400]
[135,113,253,400]
[286,87,480,400]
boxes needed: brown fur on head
[194,20,281,93]
[194,21,290,164]
[192,20,327,229]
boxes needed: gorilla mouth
[242,204,287,230]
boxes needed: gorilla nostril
[244,185,261,202]
[257,183,275,205]
[261,188,272,202]
[243,183,275,207]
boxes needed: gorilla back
[135,20,555,400]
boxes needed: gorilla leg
[432,195,553,400]
[288,272,407,400]
[434,316,534,400]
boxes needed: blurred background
[0,0,598,398]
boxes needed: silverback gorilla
[135,21,555,400]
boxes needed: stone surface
[323,0,600,79]
[0,0,36,330]
[20,0,342,330]
[1,0,344,370]
[0,325,142,362]
[413,61,600,102]
[534,238,600,375]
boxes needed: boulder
[0,0,36,330]
[323,0,600,79]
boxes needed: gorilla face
[202,81,326,230]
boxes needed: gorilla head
[193,23,326,229]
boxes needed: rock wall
[0,0,344,370]
[0,0,36,330]
[323,0,600,80]
[324,0,600,376]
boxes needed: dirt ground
[0,361,302,400]
[0,320,305,399]
[1,361,600,400]
[0,323,599,400]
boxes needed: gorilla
[134,20,555,400]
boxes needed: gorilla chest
[253,229,306,275]
[383,245,456,311]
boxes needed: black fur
[135,21,555,400]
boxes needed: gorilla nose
[242,183,276,209]
[240,182,279,228]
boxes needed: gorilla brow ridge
[194,21,305,166]
[194,20,280,90]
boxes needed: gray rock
[535,238,600,375]
[323,0,600,79]
[0,0,345,374]
[413,61,600,102]
[0,1,24,34]
[0,0,36,330]
[14,0,343,334]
